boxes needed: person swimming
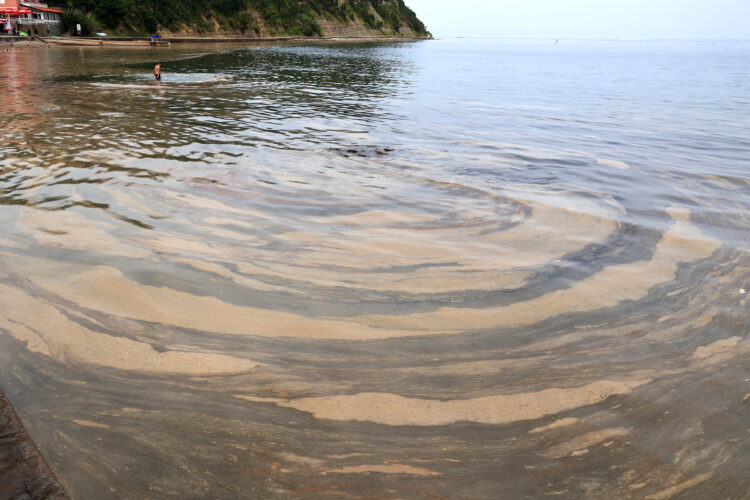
[154,62,161,81]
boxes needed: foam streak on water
[0,40,749,498]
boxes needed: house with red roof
[1,0,64,36]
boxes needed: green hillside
[50,0,429,37]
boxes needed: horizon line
[430,36,750,42]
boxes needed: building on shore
[1,0,63,36]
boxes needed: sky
[405,0,750,39]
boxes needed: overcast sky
[405,0,750,39]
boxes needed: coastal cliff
[48,0,430,38]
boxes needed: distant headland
[44,0,430,39]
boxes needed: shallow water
[0,39,749,498]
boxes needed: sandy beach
[0,34,429,50]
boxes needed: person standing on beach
[154,62,161,81]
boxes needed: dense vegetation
[52,0,428,37]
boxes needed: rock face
[0,387,68,500]
[315,18,388,38]
[313,0,430,37]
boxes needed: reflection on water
[0,40,749,498]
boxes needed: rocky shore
[0,34,430,48]
[0,387,68,499]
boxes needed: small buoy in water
[741,289,747,295]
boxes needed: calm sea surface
[1,39,749,498]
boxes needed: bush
[62,12,92,35]
[92,0,129,29]
[297,13,321,37]
[142,12,158,33]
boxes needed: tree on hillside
[48,0,429,37]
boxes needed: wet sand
[1,192,747,499]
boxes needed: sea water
[0,39,748,498]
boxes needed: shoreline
[0,386,69,499]
[0,34,430,47]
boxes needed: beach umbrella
[0,7,31,14]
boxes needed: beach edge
[0,385,69,499]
